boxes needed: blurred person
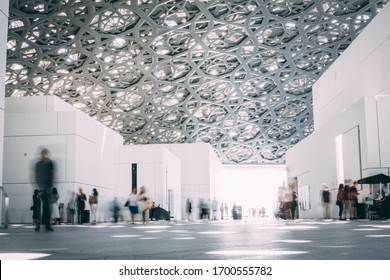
[31,189,41,226]
[281,193,291,219]
[350,181,359,219]
[89,188,98,224]
[76,187,87,224]
[336,184,345,220]
[110,197,121,223]
[126,188,138,224]
[252,208,257,218]
[231,202,237,219]
[204,199,210,219]
[321,184,331,219]
[149,202,156,220]
[212,198,218,220]
[343,184,351,220]
[224,203,229,219]
[58,203,65,224]
[34,147,56,232]
[137,186,152,224]
[67,191,77,224]
[261,207,266,218]
[220,203,224,220]
[185,198,193,221]
[290,191,298,220]
[199,199,205,219]
[50,187,60,225]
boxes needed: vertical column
[0,1,9,227]
[131,163,137,190]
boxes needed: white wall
[114,144,182,220]
[285,105,355,218]
[376,96,390,167]
[0,1,9,187]
[160,143,223,220]
[313,3,390,129]
[5,95,78,113]
[287,96,390,218]
[2,95,226,223]
[163,148,182,220]
[3,96,124,223]
[3,96,290,223]
[286,3,390,218]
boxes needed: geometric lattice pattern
[6,0,389,164]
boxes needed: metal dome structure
[5,0,389,164]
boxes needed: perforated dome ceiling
[6,0,389,164]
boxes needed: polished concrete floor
[1,218,390,260]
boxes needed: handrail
[0,186,9,229]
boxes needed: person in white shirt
[126,188,138,224]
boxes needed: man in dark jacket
[291,191,298,219]
[35,148,56,231]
